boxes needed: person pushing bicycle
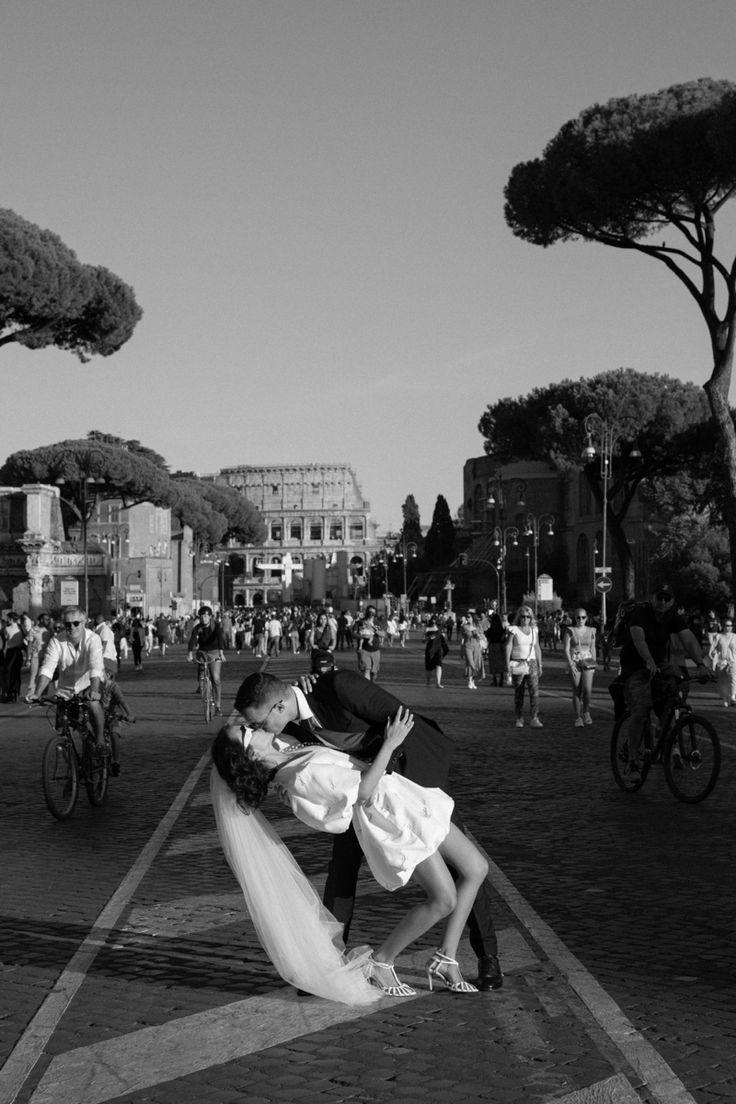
[31,606,107,752]
[187,606,226,716]
[617,585,709,782]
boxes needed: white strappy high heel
[368,955,416,997]
[426,950,478,993]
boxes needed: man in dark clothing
[618,585,708,780]
[234,668,503,990]
[187,606,226,716]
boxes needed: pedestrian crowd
[4,582,732,1014]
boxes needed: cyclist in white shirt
[33,607,106,750]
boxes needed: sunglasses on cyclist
[65,620,83,628]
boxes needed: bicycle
[610,671,721,803]
[39,695,121,820]
[196,653,216,723]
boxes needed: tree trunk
[704,347,736,594]
[609,521,636,601]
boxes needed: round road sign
[595,575,613,593]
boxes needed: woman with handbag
[505,606,543,728]
[563,608,598,727]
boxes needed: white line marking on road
[26,992,379,1104]
[23,932,536,1104]
[482,852,699,1104]
[0,753,212,1104]
[555,1073,642,1104]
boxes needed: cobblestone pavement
[0,638,734,1104]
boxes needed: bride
[210,707,489,1005]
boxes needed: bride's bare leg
[372,826,488,988]
[434,825,489,982]
[374,851,456,968]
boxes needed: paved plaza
[1,636,735,1104]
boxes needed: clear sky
[2,0,735,531]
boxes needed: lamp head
[581,437,596,462]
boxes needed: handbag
[572,629,597,671]
[509,627,535,678]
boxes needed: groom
[234,668,503,990]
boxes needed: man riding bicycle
[32,606,107,754]
[187,606,226,716]
[617,585,709,781]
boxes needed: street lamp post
[101,525,129,610]
[582,415,641,628]
[523,513,555,616]
[395,538,417,610]
[491,525,519,616]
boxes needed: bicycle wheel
[664,714,721,803]
[84,738,110,806]
[202,669,213,724]
[610,717,649,793]
[42,735,79,820]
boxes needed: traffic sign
[594,566,612,575]
[595,575,613,593]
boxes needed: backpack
[611,601,647,648]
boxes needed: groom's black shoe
[476,954,503,991]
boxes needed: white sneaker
[574,717,585,728]
[515,718,524,728]
[530,717,543,728]
[583,712,593,725]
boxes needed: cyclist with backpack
[616,585,709,781]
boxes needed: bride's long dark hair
[211,726,275,811]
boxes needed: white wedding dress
[273,746,453,890]
[210,747,453,1005]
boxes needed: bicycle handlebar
[28,693,83,707]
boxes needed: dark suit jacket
[305,669,454,790]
